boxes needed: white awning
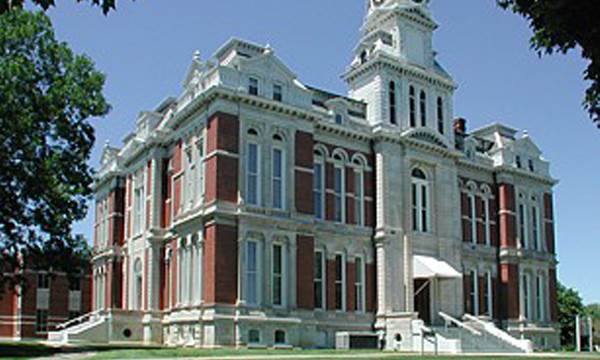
[413,255,462,279]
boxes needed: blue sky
[44,0,599,303]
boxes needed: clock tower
[345,0,461,350]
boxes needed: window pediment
[406,128,448,149]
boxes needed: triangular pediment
[241,51,298,82]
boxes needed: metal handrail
[462,314,530,352]
[55,309,103,330]
[439,311,482,336]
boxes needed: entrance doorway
[414,279,431,325]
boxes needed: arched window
[419,90,427,127]
[274,329,287,345]
[389,81,397,125]
[332,153,346,223]
[246,129,261,206]
[353,157,366,226]
[411,168,429,233]
[437,97,444,134]
[409,86,416,127]
[313,149,325,220]
[271,134,286,210]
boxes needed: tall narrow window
[536,275,545,321]
[273,84,283,102]
[469,194,477,244]
[483,198,491,246]
[389,81,397,125]
[133,170,145,235]
[354,169,364,226]
[272,147,284,209]
[185,146,195,210]
[532,204,541,251]
[334,253,346,311]
[419,90,427,127]
[249,77,259,96]
[246,142,260,206]
[518,202,528,249]
[483,271,493,317]
[314,250,325,309]
[470,269,479,316]
[272,244,284,306]
[38,273,49,289]
[409,86,416,127]
[196,138,205,203]
[521,273,531,320]
[334,166,345,223]
[313,160,324,219]
[411,169,429,233]
[246,241,259,305]
[437,97,444,134]
[516,155,522,169]
[355,257,365,312]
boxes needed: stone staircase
[47,310,109,345]
[432,312,533,354]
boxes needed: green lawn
[1,342,599,360]
[86,348,600,360]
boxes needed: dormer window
[249,77,259,96]
[528,159,535,172]
[335,113,344,125]
[516,155,522,169]
[273,84,283,102]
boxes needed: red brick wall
[204,112,239,205]
[203,222,238,305]
[500,263,520,320]
[0,281,16,338]
[295,171,313,215]
[366,262,376,313]
[295,131,314,215]
[498,183,517,248]
[346,261,356,312]
[296,235,314,310]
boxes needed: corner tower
[345,0,456,141]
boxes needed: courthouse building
[79,0,560,352]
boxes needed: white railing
[55,309,103,331]
[463,314,532,353]
[439,312,482,336]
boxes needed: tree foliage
[0,10,109,284]
[498,0,600,128]
[557,282,586,348]
[0,0,130,15]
